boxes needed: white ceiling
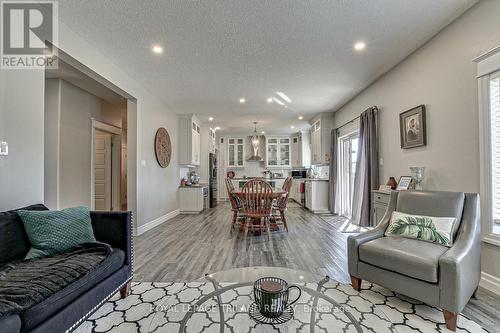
[58,0,476,134]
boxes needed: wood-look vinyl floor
[134,202,500,332]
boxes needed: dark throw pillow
[17,206,96,259]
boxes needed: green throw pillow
[385,211,457,247]
[18,206,96,259]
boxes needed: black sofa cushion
[0,314,21,333]
[21,248,124,331]
[0,204,48,266]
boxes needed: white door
[94,131,112,211]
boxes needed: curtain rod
[335,106,378,131]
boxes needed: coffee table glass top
[145,267,396,332]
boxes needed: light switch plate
[0,141,8,156]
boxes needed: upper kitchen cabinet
[227,137,244,168]
[310,114,333,165]
[178,114,201,166]
[266,136,291,168]
[291,131,311,168]
[208,127,216,154]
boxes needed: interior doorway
[338,131,359,218]
[91,120,122,211]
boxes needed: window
[339,132,359,218]
[476,46,500,245]
[489,72,500,235]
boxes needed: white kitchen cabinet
[304,180,329,213]
[310,114,333,165]
[290,180,302,203]
[227,138,244,168]
[209,128,216,154]
[266,136,291,168]
[178,114,201,166]
[291,131,311,168]
[179,186,208,213]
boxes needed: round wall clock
[154,127,171,168]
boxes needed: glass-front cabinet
[227,138,244,167]
[266,136,291,168]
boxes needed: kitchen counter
[178,183,208,189]
[229,177,329,181]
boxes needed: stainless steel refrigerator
[209,153,218,207]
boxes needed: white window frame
[475,45,500,247]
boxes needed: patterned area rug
[319,214,369,233]
[74,281,487,333]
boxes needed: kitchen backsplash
[226,163,290,178]
[225,164,329,179]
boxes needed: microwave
[291,170,307,179]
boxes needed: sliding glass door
[339,132,359,218]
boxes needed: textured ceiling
[58,0,476,134]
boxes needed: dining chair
[225,178,244,231]
[241,179,274,237]
[273,176,293,232]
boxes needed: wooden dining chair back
[226,178,235,192]
[241,179,274,218]
[225,178,243,231]
[225,178,238,210]
[274,176,293,232]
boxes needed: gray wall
[59,80,102,208]
[56,21,180,227]
[0,70,45,210]
[331,0,500,281]
[1,20,180,231]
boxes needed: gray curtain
[352,107,379,227]
[328,129,339,214]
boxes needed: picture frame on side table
[400,105,426,149]
[396,176,412,190]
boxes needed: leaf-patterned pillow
[385,211,457,247]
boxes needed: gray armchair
[347,191,481,331]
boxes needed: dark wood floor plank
[134,202,500,332]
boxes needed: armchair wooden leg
[350,276,362,292]
[443,310,458,331]
[120,281,131,298]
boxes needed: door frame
[338,130,360,218]
[90,118,122,210]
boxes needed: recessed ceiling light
[239,98,246,104]
[290,125,295,129]
[152,45,163,54]
[261,131,265,134]
[267,98,273,103]
[354,41,366,51]
[208,117,214,121]
[273,97,285,106]
[276,92,291,103]
[298,116,303,120]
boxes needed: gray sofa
[347,191,481,331]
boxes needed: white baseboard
[137,209,180,235]
[480,271,500,296]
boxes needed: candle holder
[410,166,426,190]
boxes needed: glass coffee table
[146,267,396,332]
